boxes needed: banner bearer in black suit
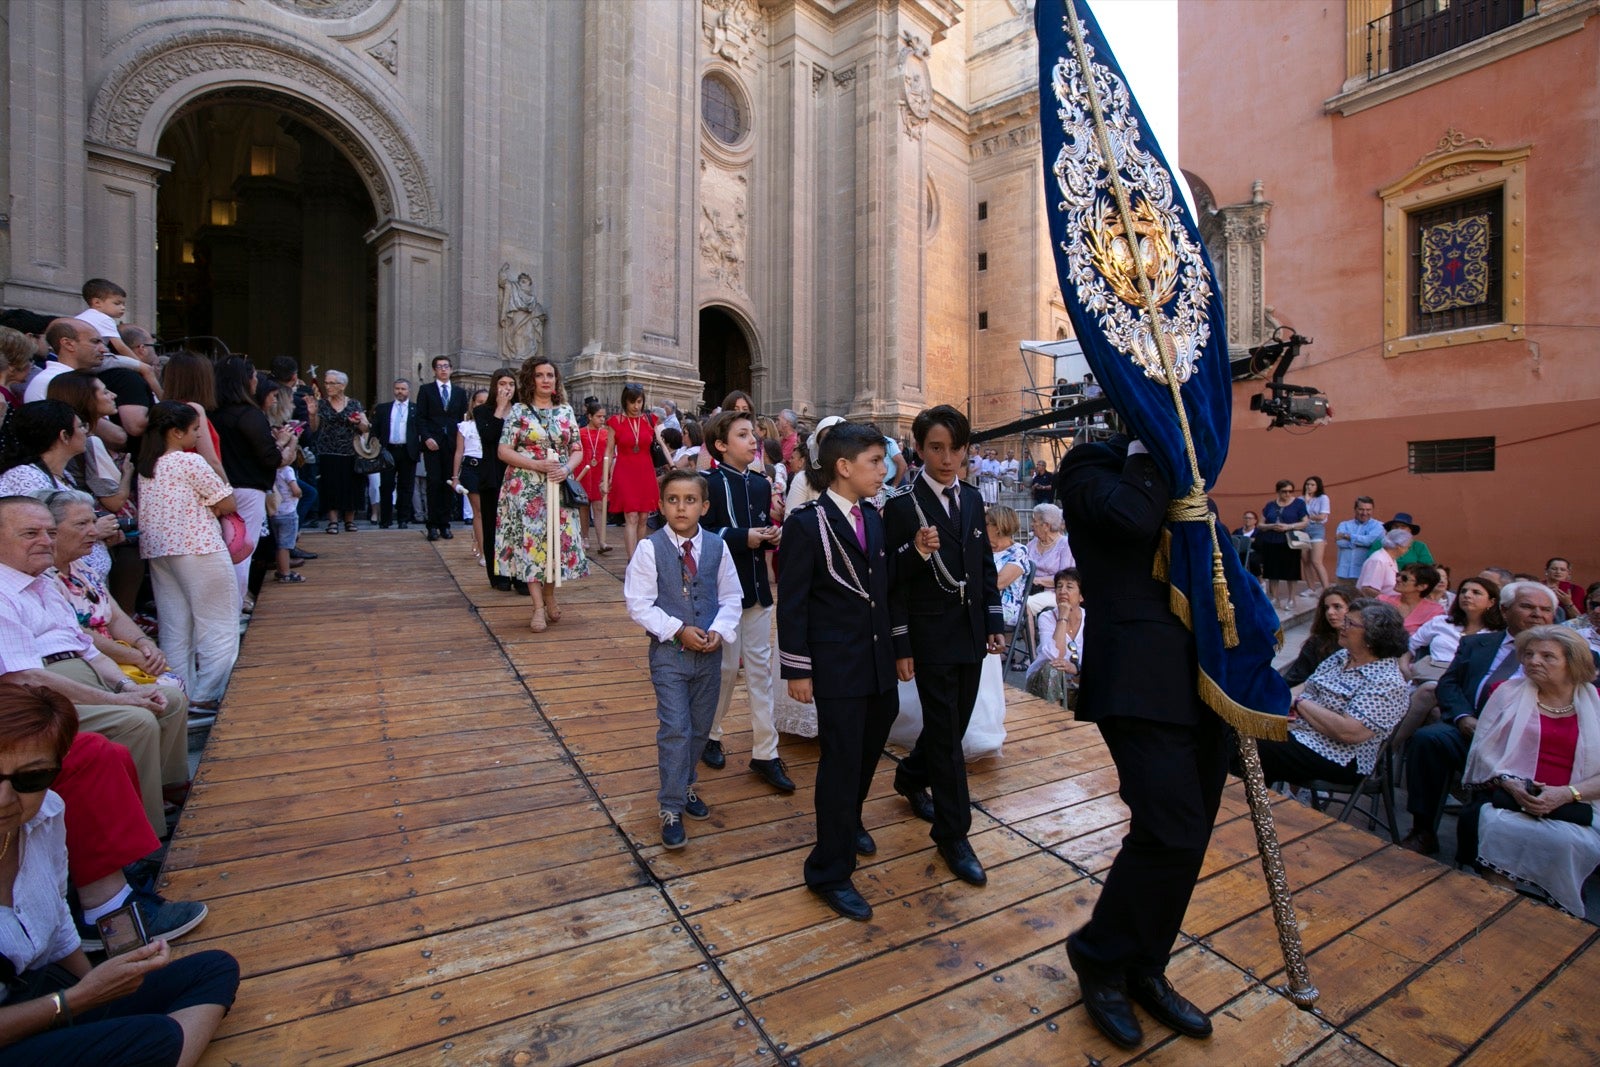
[1054,434,1223,1048]
[417,355,470,540]
[884,405,1006,888]
[777,423,897,922]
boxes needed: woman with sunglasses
[1563,581,1600,654]
[0,684,238,1066]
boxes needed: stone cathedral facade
[2,0,1082,433]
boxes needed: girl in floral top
[136,402,240,706]
[496,357,589,632]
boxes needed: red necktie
[850,504,867,552]
[682,539,697,580]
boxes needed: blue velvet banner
[1036,0,1288,739]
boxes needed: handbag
[353,446,394,476]
[1490,784,1594,826]
[560,476,588,508]
[1286,530,1311,550]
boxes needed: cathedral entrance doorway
[698,305,753,412]
[155,96,378,402]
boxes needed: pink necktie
[850,505,866,552]
[682,538,697,579]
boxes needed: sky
[1080,0,1181,168]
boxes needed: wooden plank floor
[162,530,1600,1065]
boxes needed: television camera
[1244,328,1330,429]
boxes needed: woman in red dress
[575,398,611,555]
[603,382,671,559]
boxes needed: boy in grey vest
[623,470,743,849]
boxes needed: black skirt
[458,457,481,494]
[318,453,365,514]
[1259,539,1302,581]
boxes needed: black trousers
[1404,720,1470,828]
[805,689,898,891]
[380,450,417,525]
[480,479,503,583]
[1253,736,1361,787]
[896,660,982,843]
[1069,713,1228,982]
[423,444,453,528]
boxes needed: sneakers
[660,809,686,850]
[76,888,208,952]
[274,571,307,583]
[684,788,710,820]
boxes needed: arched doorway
[699,305,753,412]
[156,96,378,401]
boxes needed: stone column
[368,220,447,400]
[2,0,86,312]
[450,0,503,371]
[568,0,704,414]
[84,145,171,329]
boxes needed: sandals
[344,521,358,532]
[596,544,613,555]
[546,602,562,624]
[529,608,548,633]
[275,571,307,583]
[326,522,340,534]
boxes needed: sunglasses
[0,766,61,793]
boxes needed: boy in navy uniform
[623,470,744,849]
[701,410,792,792]
[777,423,896,921]
[884,404,1005,886]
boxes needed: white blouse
[458,418,483,460]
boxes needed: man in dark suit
[416,355,469,540]
[777,423,898,922]
[1401,580,1562,854]
[371,377,422,528]
[1054,434,1220,1050]
[885,405,1005,889]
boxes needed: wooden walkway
[163,531,1600,1065]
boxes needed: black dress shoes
[937,839,987,886]
[426,528,440,542]
[289,548,318,560]
[749,757,796,793]
[1128,974,1213,1039]
[701,740,726,769]
[895,781,936,823]
[811,883,872,922]
[379,522,392,529]
[397,521,410,530]
[855,828,877,856]
[440,527,453,539]
[490,577,514,592]
[1066,940,1142,1049]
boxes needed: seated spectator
[1357,527,1409,598]
[0,495,189,838]
[985,505,1030,630]
[42,490,184,693]
[1428,563,1454,611]
[1251,601,1411,789]
[1543,557,1584,622]
[1026,568,1084,705]
[1376,512,1432,567]
[0,325,36,418]
[1233,510,1263,582]
[1563,581,1600,654]
[1457,626,1600,915]
[1380,563,1447,635]
[1401,581,1566,855]
[0,684,238,1064]
[1480,566,1514,587]
[0,400,113,585]
[1281,585,1358,687]
[1025,502,1074,617]
[135,402,241,714]
[1405,576,1503,683]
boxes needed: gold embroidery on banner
[1419,214,1490,313]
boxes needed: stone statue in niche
[900,32,932,136]
[498,263,546,363]
[698,197,747,292]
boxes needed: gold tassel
[1151,527,1171,584]
[1212,547,1239,647]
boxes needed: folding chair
[1004,559,1037,673]
[1300,734,1402,842]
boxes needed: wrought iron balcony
[1364,0,1526,80]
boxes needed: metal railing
[1364,0,1526,81]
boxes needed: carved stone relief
[703,0,764,68]
[367,33,398,75]
[498,264,546,363]
[698,167,748,294]
[899,32,931,138]
[1197,179,1272,355]
[971,122,1038,161]
[266,0,380,19]
[87,29,438,226]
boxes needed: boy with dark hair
[700,409,792,791]
[778,422,896,921]
[884,403,1005,887]
[75,278,138,360]
[623,469,743,849]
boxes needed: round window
[701,73,746,146]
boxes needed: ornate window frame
[1380,141,1529,357]
[699,66,755,166]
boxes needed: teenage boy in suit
[623,470,743,850]
[417,355,469,540]
[884,405,1005,888]
[702,410,793,792]
[777,423,896,922]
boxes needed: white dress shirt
[623,527,742,644]
[388,400,410,446]
[0,791,81,980]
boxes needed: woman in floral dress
[497,356,589,632]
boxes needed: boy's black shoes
[811,883,872,922]
[701,740,726,769]
[749,758,795,793]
